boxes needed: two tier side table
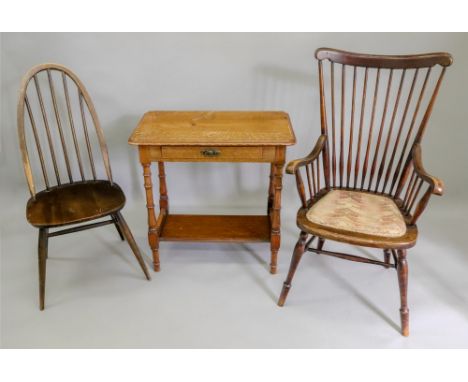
[128,111,296,273]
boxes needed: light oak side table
[128,111,296,273]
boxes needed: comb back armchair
[17,63,151,310]
[278,48,452,336]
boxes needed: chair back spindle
[314,48,451,202]
[17,64,113,198]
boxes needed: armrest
[403,143,444,224]
[412,143,444,196]
[286,135,327,174]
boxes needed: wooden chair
[278,48,452,336]
[17,63,151,310]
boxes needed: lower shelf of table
[159,214,271,242]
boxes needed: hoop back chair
[17,63,151,310]
[278,48,452,336]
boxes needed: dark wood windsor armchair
[278,48,452,336]
[17,63,151,310]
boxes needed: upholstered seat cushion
[306,190,406,238]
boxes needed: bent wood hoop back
[313,48,452,214]
[17,63,113,198]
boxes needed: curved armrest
[412,144,444,196]
[404,143,444,224]
[286,135,327,174]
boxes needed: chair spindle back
[17,64,113,198]
[315,48,452,197]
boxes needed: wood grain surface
[128,111,296,146]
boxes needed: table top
[128,111,296,146]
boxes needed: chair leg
[317,238,325,251]
[113,216,125,241]
[38,228,48,311]
[278,231,308,307]
[114,212,151,281]
[383,249,391,269]
[396,249,409,336]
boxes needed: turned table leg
[270,159,284,274]
[267,163,274,215]
[142,162,160,271]
[158,162,169,213]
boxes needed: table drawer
[160,146,269,161]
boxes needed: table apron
[139,145,278,163]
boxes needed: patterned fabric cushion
[306,190,406,237]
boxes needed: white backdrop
[1,33,467,212]
[2,33,468,348]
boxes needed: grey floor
[1,189,468,348]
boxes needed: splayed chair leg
[38,228,48,311]
[397,249,409,336]
[114,212,151,281]
[278,231,308,307]
[317,238,325,251]
[113,217,125,241]
[383,249,391,268]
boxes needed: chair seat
[296,189,417,249]
[306,189,406,237]
[26,180,126,228]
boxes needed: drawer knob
[201,148,220,157]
